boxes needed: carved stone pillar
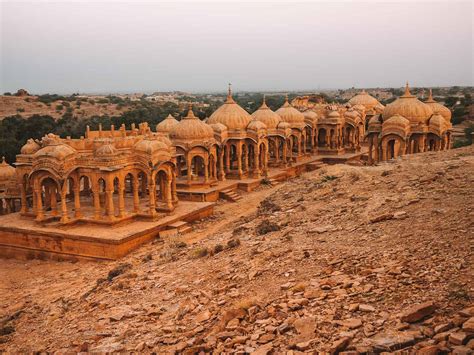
[165,179,173,210]
[50,186,58,216]
[237,143,243,179]
[132,178,140,213]
[172,173,178,203]
[148,182,156,216]
[35,187,44,221]
[60,186,68,223]
[225,145,231,173]
[253,147,260,179]
[92,188,101,220]
[218,149,226,181]
[20,183,28,214]
[105,188,114,220]
[118,181,125,218]
[187,155,192,184]
[74,182,82,218]
[204,158,209,183]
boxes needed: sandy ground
[0,146,473,353]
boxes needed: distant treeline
[0,93,292,164]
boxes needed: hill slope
[1,146,473,353]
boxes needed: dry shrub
[227,238,241,249]
[191,247,209,258]
[256,219,280,235]
[213,244,224,254]
[107,263,132,281]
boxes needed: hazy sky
[1,1,473,94]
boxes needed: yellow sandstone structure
[0,83,452,260]
[366,84,452,163]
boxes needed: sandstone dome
[156,114,179,134]
[251,97,281,129]
[134,138,169,154]
[383,84,433,124]
[33,143,76,161]
[21,139,41,155]
[0,157,16,182]
[169,105,214,141]
[276,96,305,126]
[247,118,267,132]
[303,109,318,121]
[95,142,118,157]
[383,114,410,129]
[368,115,382,132]
[348,90,380,110]
[425,89,452,123]
[210,122,228,133]
[207,88,252,131]
[429,112,449,133]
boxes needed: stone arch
[381,134,406,161]
[318,128,327,147]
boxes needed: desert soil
[1,146,473,353]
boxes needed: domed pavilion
[366,83,451,163]
[276,95,308,161]
[0,157,22,215]
[15,123,177,224]
[169,104,219,187]
[252,96,292,167]
[208,85,269,179]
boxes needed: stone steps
[220,188,243,202]
[166,220,193,235]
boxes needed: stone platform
[175,150,366,202]
[0,201,214,261]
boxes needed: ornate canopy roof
[251,96,282,129]
[425,89,452,123]
[156,114,179,134]
[383,83,433,125]
[169,104,215,142]
[0,157,16,183]
[348,90,381,110]
[276,95,305,128]
[207,85,252,131]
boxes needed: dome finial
[260,94,269,109]
[404,82,411,96]
[1,156,6,165]
[184,102,196,119]
[225,83,235,103]
[428,88,433,101]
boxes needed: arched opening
[305,127,312,151]
[318,128,327,147]
[113,176,120,217]
[34,176,64,221]
[242,144,248,172]
[124,173,135,213]
[191,155,206,180]
[387,139,396,159]
[291,135,299,154]
[137,172,147,198]
[209,154,216,180]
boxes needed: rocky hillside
[0,95,130,120]
[1,146,473,353]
